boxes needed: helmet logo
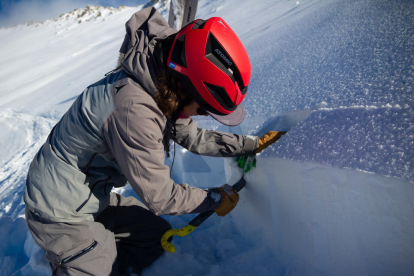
[218,20,228,29]
[214,48,233,66]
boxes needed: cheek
[182,106,194,117]
[183,105,198,116]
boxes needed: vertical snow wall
[178,107,414,276]
[208,111,414,276]
[227,158,414,276]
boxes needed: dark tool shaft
[188,176,246,227]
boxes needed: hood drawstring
[170,121,177,177]
[164,109,180,177]
[164,119,173,158]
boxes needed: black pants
[26,193,172,276]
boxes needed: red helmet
[167,17,251,126]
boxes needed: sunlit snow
[0,0,413,275]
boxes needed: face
[182,101,208,117]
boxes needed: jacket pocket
[52,240,98,276]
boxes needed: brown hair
[154,68,191,118]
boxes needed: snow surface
[0,0,413,275]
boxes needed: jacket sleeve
[173,117,259,157]
[102,100,220,216]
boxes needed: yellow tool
[161,176,246,253]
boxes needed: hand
[255,131,287,153]
[214,184,239,216]
[237,155,256,173]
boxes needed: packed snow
[0,0,413,275]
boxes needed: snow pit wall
[224,157,414,276]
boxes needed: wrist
[242,135,259,155]
[208,188,222,210]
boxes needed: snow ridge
[24,5,130,28]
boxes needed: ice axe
[161,155,256,253]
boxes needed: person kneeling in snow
[24,7,285,276]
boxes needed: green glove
[237,131,287,173]
[237,155,256,173]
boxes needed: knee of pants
[155,216,172,236]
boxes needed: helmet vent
[205,33,248,95]
[171,35,187,68]
[192,19,206,30]
[204,83,236,112]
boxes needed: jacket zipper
[52,240,98,276]
[104,176,112,196]
[84,153,98,184]
[76,177,111,212]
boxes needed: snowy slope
[0,0,413,275]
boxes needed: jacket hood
[119,7,176,97]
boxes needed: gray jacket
[24,7,258,223]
